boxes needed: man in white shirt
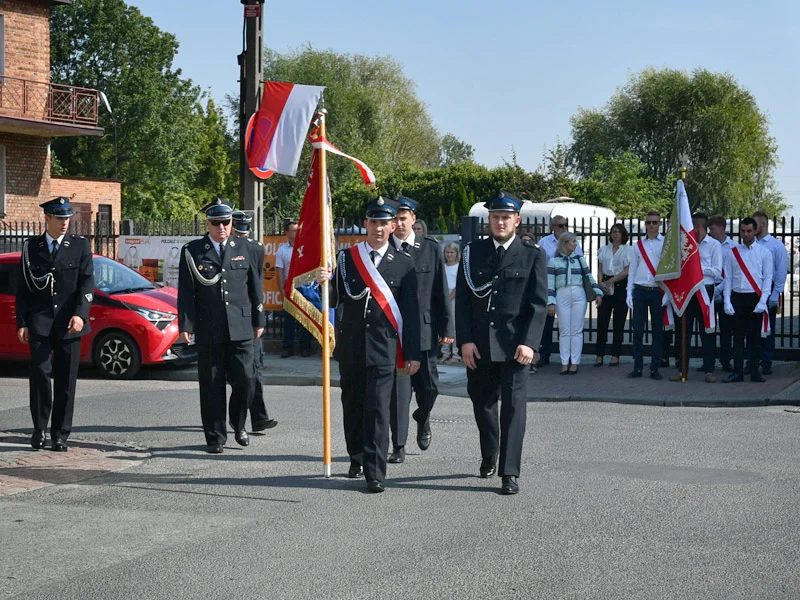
[752,211,787,374]
[669,213,722,383]
[276,220,312,358]
[708,215,735,371]
[626,210,665,380]
[536,215,582,367]
[722,217,773,383]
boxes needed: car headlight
[131,307,177,331]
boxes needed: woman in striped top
[547,232,603,374]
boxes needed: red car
[0,252,196,378]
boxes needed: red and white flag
[245,81,324,179]
[655,180,715,332]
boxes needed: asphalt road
[1,377,799,600]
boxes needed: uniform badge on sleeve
[257,304,263,312]
[85,293,93,302]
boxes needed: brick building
[0,0,120,229]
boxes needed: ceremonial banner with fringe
[283,148,337,350]
[655,180,715,332]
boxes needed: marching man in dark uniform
[16,197,95,451]
[455,193,548,495]
[316,197,421,493]
[178,200,266,453]
[388,196,453,463]
[231,211,278,433]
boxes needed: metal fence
[3,215,799,358]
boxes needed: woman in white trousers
[547,232,603,374]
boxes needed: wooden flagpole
[680,166,688,383]
[318,108,333,478]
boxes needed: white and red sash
[349,244,405,367]
[731,247,770,337]
[637,239,674,329]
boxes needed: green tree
[440,133,474,166]
[539,141,575,199]
[50,0,235,219]
[569,67,785,217]
[572,152,673,218]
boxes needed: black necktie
[496,245,505,261]
[401,241,409,253]
[52,240,59,255]
[219,242,226,259]
[370,250,379,265]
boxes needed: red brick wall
[0,132,51,221]
[3,1,51,83]
[50,176,122,222]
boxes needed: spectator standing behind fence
[594,223,632,367]
[626,211,666,380]
[669,213,722,383]
[752,211,787,375]
[276,220,312,358]
[709,216,735,372]
[440,241,461,364]
[536,216,583,368]
[722,217,772,383]
[547,232,603,374]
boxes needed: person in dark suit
[316,197,421,493]
[387,196,454,463]
[178,199,266,453]
[16,197,95,451]
[231,211,277,434]
[456,192,548,495]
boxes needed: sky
[128,0,800,220]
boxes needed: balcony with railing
[0,75,103,136]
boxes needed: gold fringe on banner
[283,270,336,354]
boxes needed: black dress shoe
[535,358,550,368]
[627,369,642,379]
[761,367,773,375]
[51,438,68,452]
[479,455,497,478]
[234,430,250,447]
[501,476,519,495]
[388,446,405,463]
[348,464,363,479]
[251,419,278,434]
[366,480,385,493]
[650,370,663,381]
[205,444,224,454]
[722,373,744,383]
[417,417,432,451]
[280,348,293,358]
[751,373,766,383]
[30,430,45,450]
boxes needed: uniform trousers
[340,363,395,483]
[29,333,80,439]
[247,338,272,425]
[674,286,716,373]
[554,286,587,365]
[714,302,733,367]
[631,285,663,373]
[595,278,628,358]
[390,348,439,448]
[197,339,254,446]
[538,314,555,362]
[731,292,763,376]
[467,359,529,477]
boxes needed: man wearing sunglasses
[178,199,266,454]
[536,215,582,368]
[626,211,666,380]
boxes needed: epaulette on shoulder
[71,234,87,240]
[257,241,263,247]
[424,235,439,244]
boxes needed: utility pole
[239,0,265,240]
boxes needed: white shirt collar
[493,234,516,251]
[365,241,389,257]
[642,233,664,242]
[393,231,415,250]
[45,232,66,247]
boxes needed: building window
[0,145,6,217]
[97,204,112,234]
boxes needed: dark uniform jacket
[331,244,421,367]
[16,234,94,340]
[455,236,547,362]
[395,235,454,352]
[178,234,266,345]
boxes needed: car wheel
[93,331,142,379]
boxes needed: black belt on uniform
[635,284,659,291]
